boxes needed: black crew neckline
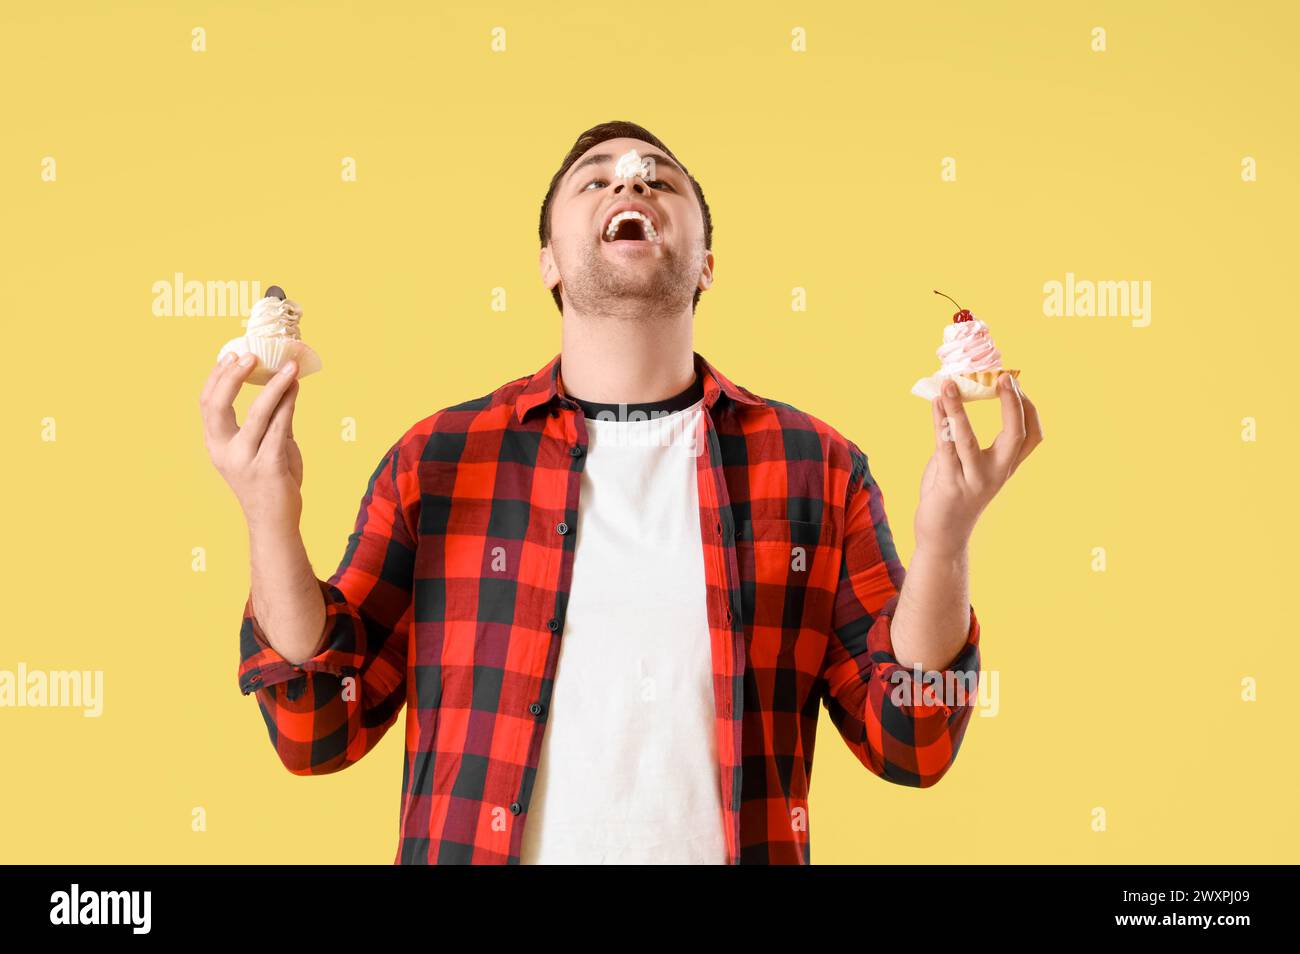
[567,372,704,421]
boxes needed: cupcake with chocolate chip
[216,285,322,385]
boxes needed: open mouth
[602,210,660,244]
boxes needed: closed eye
[583,178,673,192]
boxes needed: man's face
[541,137,713,317]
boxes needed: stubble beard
[557,234,704,321]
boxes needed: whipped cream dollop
[936,317,1002,374]
[613,148,651,180]
[245,296,303,340]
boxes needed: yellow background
[1,0,1294,863]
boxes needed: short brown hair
[538,120,713,315]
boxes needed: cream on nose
[613,148,651,180]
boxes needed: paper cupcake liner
[215,335,323,386]
[912,368,1020,402]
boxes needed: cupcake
[911,291,1020,402]
[216,285,322,385]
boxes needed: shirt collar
[513,350,766,424]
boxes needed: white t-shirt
[518,394,727,864]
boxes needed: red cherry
[934,289,974,322]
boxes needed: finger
[232,359,299,455]
[260,376,300,456]
[919,449,938,492]
[201,353,257,445]
[1008,382,1043,476]
[931,395,959,475]
[200,352,237,407]
[987,372,1027,476]
[939,379,980,476]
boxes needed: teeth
[603,210,659,242]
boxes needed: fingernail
[943,379,957,397]
[279,360,297,376]
[239,353,255,366]
[219,352,236,365]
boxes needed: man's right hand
[200,352,304,531]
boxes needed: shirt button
[569,445,583,457]
[529,701,544,717]
[547,617,560,632]
[556,521,569,535]
[509,801,522,815]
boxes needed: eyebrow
[564,151,687,185]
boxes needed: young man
[200,121,1042,864]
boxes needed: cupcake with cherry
[911,290,1020,402]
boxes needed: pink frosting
[936,317,1002,374]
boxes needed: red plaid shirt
[238,350,981,864]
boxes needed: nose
[613,179,648,195]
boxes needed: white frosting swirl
[245,296,303,340]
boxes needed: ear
[539,245,560,291]
[697,249,715,291]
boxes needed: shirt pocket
[421,498,530,627]
[734,517,833,703]
[438,498,526,579]
[734,518,831,633]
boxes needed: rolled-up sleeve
[237,437,417,776]
[821,442,981,787]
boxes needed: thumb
[261,378,300,455]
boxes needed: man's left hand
[914,372,1043,557]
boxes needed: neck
[558,308,696,404]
